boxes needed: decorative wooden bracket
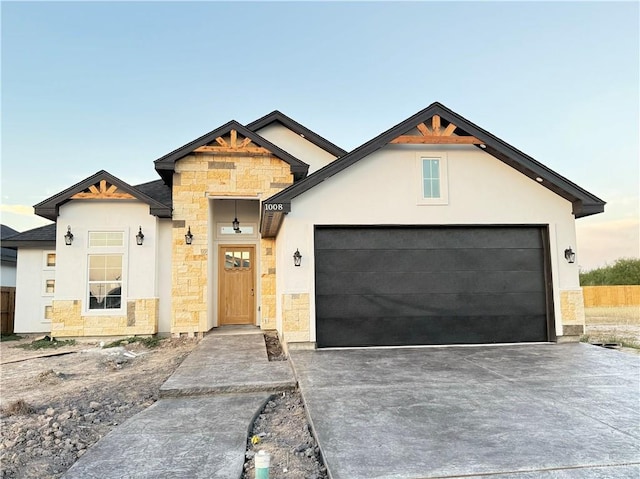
[71,180,135,199]
[390,115,482,145]
[194,129,270,154]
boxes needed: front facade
[4,103,604,347]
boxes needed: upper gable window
[88,232,124,247]
[417,153,448,205]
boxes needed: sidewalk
[63,329,296,479]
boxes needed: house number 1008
[264,204,284,211]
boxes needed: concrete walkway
[291,343,640,479]
[63,329,296,479]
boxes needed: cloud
[0,204,35,216]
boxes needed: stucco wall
[277,144,582,342]
[14,249,55,333]
[51,200,161,336]
[254,123,338,174]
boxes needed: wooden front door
[218,246,255,325]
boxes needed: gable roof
[1,223,56,249]
[34,170,172,221]
[1,225,19,262]
[154,120,310,185]
[246,110,347,158]
[261,102,605,235]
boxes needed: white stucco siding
[1,263,17,287]
[254,123,338,174]
[277,144,580,340]
[14,249,55,333]
[55,201,160,313]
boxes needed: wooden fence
[582,285,640,308]
[1,287,16,335]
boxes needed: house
[3,103,604,347]
[1,225,19,287]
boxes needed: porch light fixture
[64,226,74,246]
[564,247,576,264]
[185,226,193,245]
[293,249,302,267]
[233,200,241,234]
[135,226,144,246]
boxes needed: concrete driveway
[290,343,640,478]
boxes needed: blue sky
[1,1,638,270]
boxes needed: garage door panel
[315,227,543,250]
[314,226,551,347]
[316,315,549,347]
[316,271,545,295]
[316,293,546,318]
[315,248,544,273]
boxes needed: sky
[1,1,638,271]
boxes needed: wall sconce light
[233,200,241,233]
[64,226,74,246]
[135,226,144,246]
[185,226,193,245]
[293,249,302,267]
[564,247,576,264]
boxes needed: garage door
[314,226,553,348]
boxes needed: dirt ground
[583,306,640,354]
[0,334,325,479]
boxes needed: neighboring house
[3,103,605,348]
[1,225,19,287]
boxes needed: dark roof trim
[154,120,309,185]
[246,110,347,158]
[264,102,605,219]
[34,170,172,221]
[1,223,56,248]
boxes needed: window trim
[43,278,55,296]
[416,152,449,205]
[84,228,127,315]
[43,252,56,269]
[44,304,53,322]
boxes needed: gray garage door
[314,226,553,348]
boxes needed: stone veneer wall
[51,298,159,337]
[282,293,310,342]
[260,238,277,330]
[171,153,293,335]
[559,289,586,338]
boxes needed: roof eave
[1,240,56,249]
[265,102,606,215]
[153,120,310,182]
[246,111,348,158]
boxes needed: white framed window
[88,254,122,310]
[44,252,56,269]
[417,153,448,205]
[215,223,258,239]
[88,231,124,247]
[44,305,53,321]
[44,279,55,295]
[220,225,255,235]
[86,230,125,313]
